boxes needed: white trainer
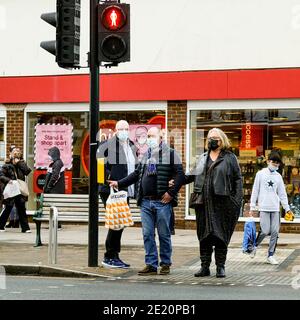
[250,247,256,259]
[267,256,279,265]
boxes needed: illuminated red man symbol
[110,9,118,27]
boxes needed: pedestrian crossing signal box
[98,2,130,64]
[97,158,105,184]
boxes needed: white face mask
[117,130,129,141]
[268,164,278,172]
[147,137,159,149]
[137,137,147,145]
[48,155,53,161]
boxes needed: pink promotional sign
[129,124,161,159]
[34,124,73,169]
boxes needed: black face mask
[208,139,219,150]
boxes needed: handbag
[14,168,29,197]
[17,179,29,197]
[189,192,203,209]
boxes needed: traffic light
[40,0,80,69]
[98,2,130,64]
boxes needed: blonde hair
[205,128,231,150]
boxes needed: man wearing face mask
[109,127,184,276]
[249,151,293,265]
[97,120,138,269]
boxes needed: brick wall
[5,104,26,157]
[167,101,187,226]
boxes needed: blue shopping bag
[242,218,257,254]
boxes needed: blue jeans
[140,199,172,268]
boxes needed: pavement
[1,223,300,287]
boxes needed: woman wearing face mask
[184,128,243,278]
[249,151,293,265]
[43,146,65,230]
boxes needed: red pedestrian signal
[98,2,130,64]
[101,6,126,31]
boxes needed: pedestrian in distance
[43,146,65,230]
[4,146,20,228]
[109,126,185,276]
[97,120,138,269]
[184,128,243,278]
[249,151,293,265]
[0,147,32,233]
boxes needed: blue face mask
[117,130,129,142]
[147,137,159,149]
[268,164,278,172]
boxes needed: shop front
[24,102,167,212]
[187,100,300,220]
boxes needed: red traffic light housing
[98,2,130,64]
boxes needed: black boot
[196,245,213,277]
[194,266,210,277]
[215,246,227,278]
[216,266,226,278]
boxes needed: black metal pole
[88,0,99,267]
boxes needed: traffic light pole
[88,0,99,267]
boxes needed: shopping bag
[17,179,29,197]
[242,217,256,254]
[104,187,134,230]
[3,181,21,199]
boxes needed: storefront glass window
[189,108,300,218]
[26,110,165,210]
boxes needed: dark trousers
[100,192,126,259]
[200,234,228,268]
[0,195,30,232]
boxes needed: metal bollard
[48,206,58,264]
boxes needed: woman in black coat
[186,128,243,278]
[43,147,65,194]
[43,147,65,230]
[0,149,32,232]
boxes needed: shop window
[26,110,165,211]
[188,108,300,219]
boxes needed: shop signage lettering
[41,134,68,146]
[245,124,251,148]
[34,124,73,169]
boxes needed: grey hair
[205,127,231,150]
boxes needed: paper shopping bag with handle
[104,187,134,230]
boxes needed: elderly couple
[97,120,243,277]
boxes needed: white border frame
[186,99,300,221]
